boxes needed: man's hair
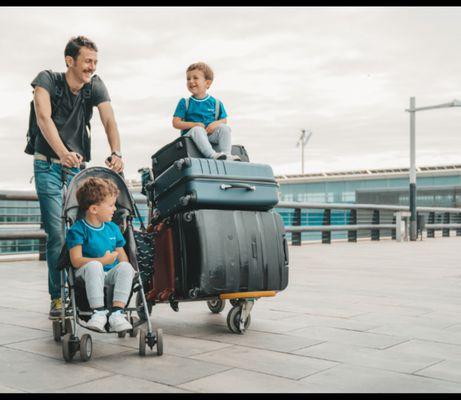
[76,177,119,211]
[64,35,98,66]
[187,62,214,81]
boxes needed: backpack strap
[50,72,65,118]
[214,98,220,120]
[81,77,94,126]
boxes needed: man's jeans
[34,159,80,300]
[185,124,232,158]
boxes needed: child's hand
[206,121,219,135]
[101,250,118,265]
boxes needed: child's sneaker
[109,310,132,332]
[227,155,241,161]
[86,309,108,332]
[211,152,227,160]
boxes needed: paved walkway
[1,238,461,393]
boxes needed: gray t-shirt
[31,70,110,161]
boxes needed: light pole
[405,97,461,241]
[296,129,312,174]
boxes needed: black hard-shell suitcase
[152,158,279,222]
[156,209,289,300]
[151,136,249,178]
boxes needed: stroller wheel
[207,299,225,314]
[156,329,163,356]
[52,320,62,342]
[139,329,146,356]
[62,333,78,362]
[79,334,92,362]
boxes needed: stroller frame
[52,166,162,361]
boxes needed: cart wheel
[64,318,73,335]
[79,334,92,362]
[62,333,77,362]
[156,328,163,356]
[230,299,240,307]
[52,320,62,342]
[136,292,153,321]
[227,306,251,334]
[207,299,225,313]
[129,316,140,337]
[118,331,127,338]
[139,329,146,356]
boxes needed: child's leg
[208,124,232,155]
[186,126,219,158]
[74,261,105,309]
[104,261,135,308]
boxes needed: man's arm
[172,116,205,131]
[34,87,82,167]
[97,101,124,173]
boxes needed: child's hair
[187,62,214,81]
[76,177,119,211]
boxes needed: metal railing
[276,201,461,245]
[2,190,461,258]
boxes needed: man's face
[186,69,211,97]
[67,46,98,84]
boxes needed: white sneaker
[211,152,227,160]
[109,310,132,332]
[86,309,108,332]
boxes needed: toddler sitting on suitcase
[66,177,135,333]
[172,62,241,161]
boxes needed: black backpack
[25,71,94,155]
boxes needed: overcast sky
[1,6,461,189]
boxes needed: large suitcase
[146,209,289,303]
[151,136,249,178]
[152,158,279,221]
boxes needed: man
[31,35,124,318]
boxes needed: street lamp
[405,97,461,240]
[296,129,312,174]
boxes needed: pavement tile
[0,347,113,392]
[190,345,337,380]
[299,363,461,393]
[286,325,407,349]
[386,339,461,362]
[292,341,443,374]
[179,368,329,393]
[0,322,49,345]
[89,352,233,386]
[201,329,323,352]
[52,374,190,393]
[414,360,461,384]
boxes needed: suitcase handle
[220,183,256,191]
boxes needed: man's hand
[60,151,83,168]
[101,250,118,266]
[105,154,124,173]
[205,121,220,135]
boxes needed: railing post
[391,214,396,240]
[371,210,380,241]
[443,212,450,237]
[322,209,331,244]
[348,209,357,242]
[427,212,435,238]
[457,212,461,237]
[291,208,301,246]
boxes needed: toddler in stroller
[54,166,162,362]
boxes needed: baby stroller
[53,166,163,362]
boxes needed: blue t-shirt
[173,95,227,135]
[66,219,126,272]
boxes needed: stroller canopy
[63,167,137,223]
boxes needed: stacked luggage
[144,136,289,334]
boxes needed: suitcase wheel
[227,305,251,334]
[207,299,225,314]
